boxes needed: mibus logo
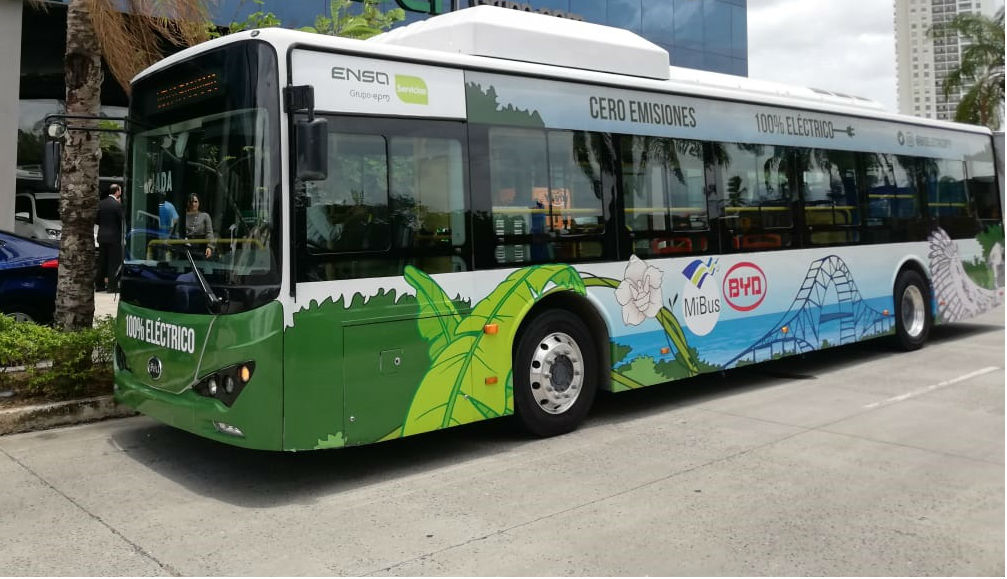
[395,75,428,105]
[331,67,390,85]
[680,258,721,336]
[722,261,767,312]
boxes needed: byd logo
[722,262,767,312]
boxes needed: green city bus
[113,7,1004,450]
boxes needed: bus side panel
[282,288,463,450]
[282,299,347,451]
[342,318,434,446]
[928,227,1005,324]
[581,245,908,390]
[284,267,603,448]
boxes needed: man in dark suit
[95,183,124,292]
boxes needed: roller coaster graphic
[724,255,893,367]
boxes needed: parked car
[0,230,59,323]
[14,192,62,241]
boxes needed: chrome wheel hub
[528,331,584,415]
[901,285,926,338]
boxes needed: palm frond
[929,8,1004,130]
[87,0,213,94]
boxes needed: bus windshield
[122,42,280,314]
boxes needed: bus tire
[893,270,931,351]
[513,309,598,437]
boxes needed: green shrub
[0,315,115,398]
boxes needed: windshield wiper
[183,244,224,314]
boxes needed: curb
[0,395,138,436]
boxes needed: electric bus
[113,6,1004,450]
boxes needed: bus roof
[369,6,671,81]
[133,7,991,137]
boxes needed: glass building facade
[213,0,749,76]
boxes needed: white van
[14,192,62,241]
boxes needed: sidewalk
[94,290,119,321]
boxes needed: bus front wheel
[894,270,932,351]
[513,309,598,437]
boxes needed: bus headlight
[193,361,255,407]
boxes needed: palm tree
[52,0,211,331]
[929,8,1005,130]
[52,0,404,330]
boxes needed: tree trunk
[55,0,103,331]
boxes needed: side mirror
[42,140,62,192]
[14,211,31,223]
[295,118,328,182]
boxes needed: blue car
[0,230,59,323]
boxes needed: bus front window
[122,43,281,315]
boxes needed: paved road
[1,308,1003,575]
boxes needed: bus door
[285,115,472,448]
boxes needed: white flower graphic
[614,255,664,326]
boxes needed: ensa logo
[722,262,767,312]
[331,67,390,85]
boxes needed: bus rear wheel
[894,270,931,351]
[513,309,598,437]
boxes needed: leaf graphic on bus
[404,266,463,359]
[656,308,698,375]
[401,265,586,436]
[582,274,699,375]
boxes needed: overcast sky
[747,0,898,112]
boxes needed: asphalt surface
[1,307,1003,575]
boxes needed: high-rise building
[895,0,1004,120]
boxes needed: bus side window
[304,132,390,255]
[967,157,1002,229]
[389,136,467,273]
[802,148,860,246]
[545,130,608,261]
[712,142,794,252]
[620,135,711,257]
[487,127,546,264]
[926,158,977,238]
[862,153,922,243]
[486,127,612,266]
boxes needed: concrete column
[0,0,23,231]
